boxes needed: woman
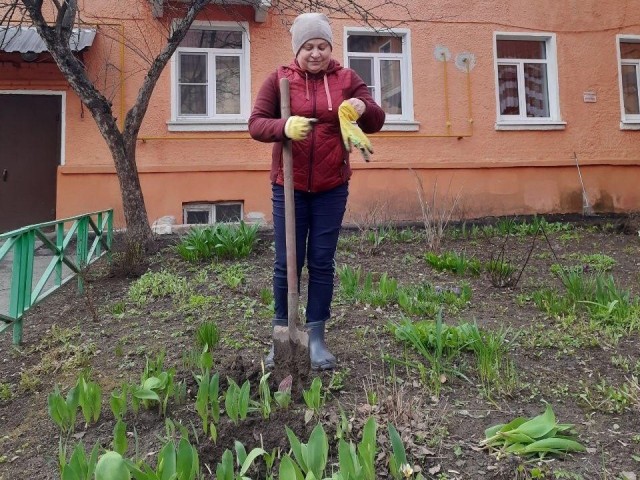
[249,12,386,370]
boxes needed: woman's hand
[284,116,317,141]
[338,101,373,161]
[346,98,366,117]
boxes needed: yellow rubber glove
[284,116,316,141]
[338,101,373,161]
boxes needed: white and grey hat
[290,12,333,55]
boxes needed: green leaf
[110,388,127,420]
[210,422,218,444]
[235,441,248,468]
[47,388,67,430]
[285,427,307,473]
[176,438,196,479]
[512,404,556,439]
[124,458,155,480]
[142,377,162,391]
[132,389,160,402]
[521,437,585,454]
[279,455,303,480]
[210,373,220,423]
[95,451,131,480]
[112,419,128,455]
[305,423,328,479]
[505,443,526,454]
[500,431,536,445]
[238,380,251,420]
[225,380,239,424]
[87,442,100,479]
[239,448,267,476]
[215,449,234,480]
[157,441,176,480]
[67,443,88,480]
[337,439,357,478]
[387,424,407,463]
[358,417,377,480]
[61,465,81,480]
[484,417,526,440]
[66,385,80,410]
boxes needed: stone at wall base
[152,215,176,235]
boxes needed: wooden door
[0,94,61,233]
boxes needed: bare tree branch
[1,0,411,245]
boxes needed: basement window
[183,202,243,224]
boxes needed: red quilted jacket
[249,59,386,192]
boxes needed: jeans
[272,182,348,324]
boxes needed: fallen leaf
[620,473,636,480]
[414,446,435,457]
[304,409,314,424]
[457,409,488,419]
[428,464,441,475]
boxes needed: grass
[448,216,573,240]
[466,325,519,397]
[425,251,482,276]
[388,313,517,397]
[128,269,190,306]
[337,264,471,316]
[196,321,220,352]
[6,220,640,479]
[578,376,640,413]
[531,270,640,336]
[175,221,259,262]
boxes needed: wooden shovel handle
[279,78,300,331]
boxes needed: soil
[1,215,640,480]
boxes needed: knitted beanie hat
[290,12,333,55]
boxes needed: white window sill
[495,121,566,131]
[167,120,248,132]
[380,121,420,132]
[620,121,640,130]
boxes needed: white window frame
[343,27,418,131]
[616,34,640,130]
[169,21,251,132]
[493,32,565,130]
[183,201,244,225]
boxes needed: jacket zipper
[308,80,317,192]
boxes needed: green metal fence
[0,210,113,344]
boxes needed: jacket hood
[287,58,343,77]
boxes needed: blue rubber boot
[264,318,287,369]
[307,321,336,370]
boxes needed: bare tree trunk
[36,23,154,245]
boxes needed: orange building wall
[2,0,639,227]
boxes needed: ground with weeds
[0,216,639,480]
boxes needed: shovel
[272,77,310,385]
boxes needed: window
[493,33,563,130]
[183,202,243,224]
[170,22,250,131]
[617,36,640,127]
[344,28,416,129]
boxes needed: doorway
[0,93,62,233]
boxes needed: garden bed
[0,216,639,480]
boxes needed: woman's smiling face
[296,39,332,74]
